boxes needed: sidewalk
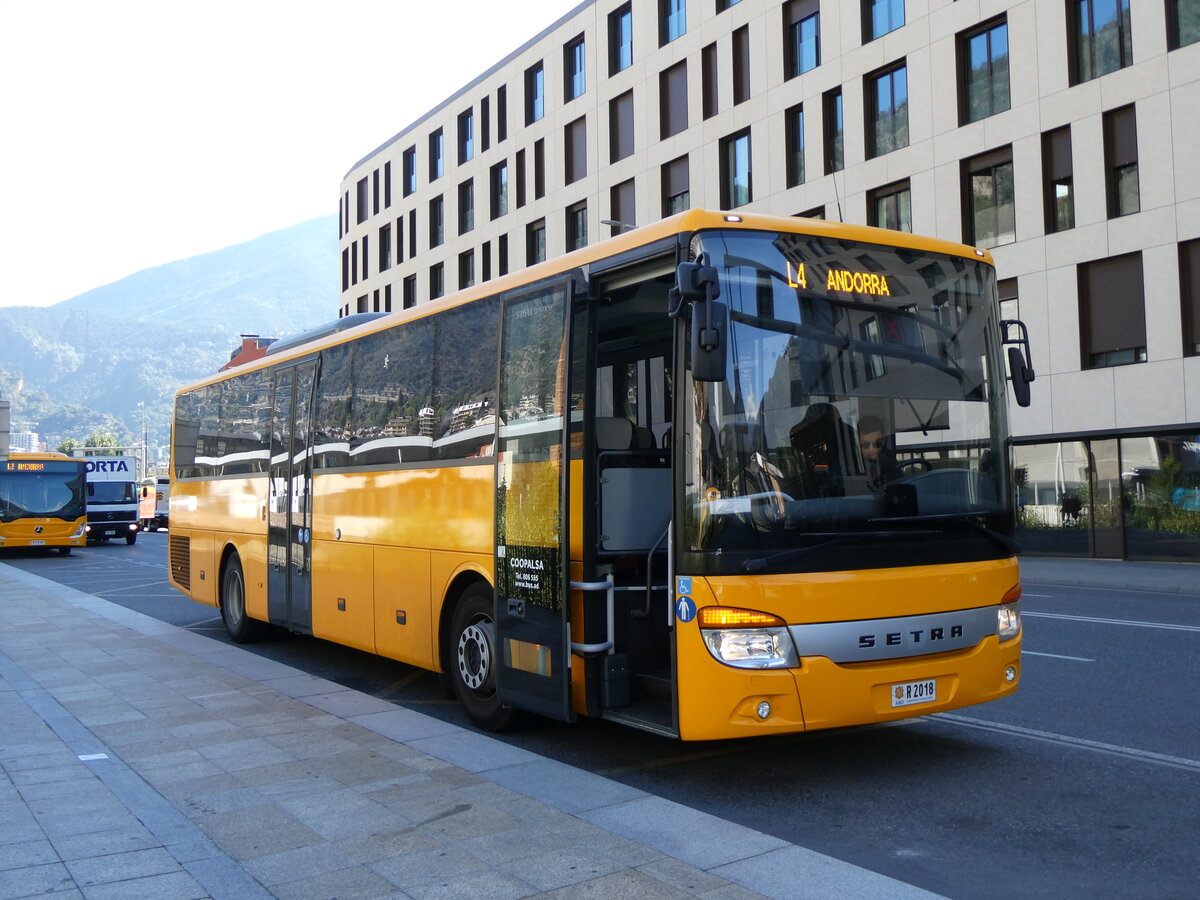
[0,564,938,900]
[1018,555,1200,596]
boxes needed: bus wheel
[449,583,518,732]
[220,555,267,644]
[57,547,72,556]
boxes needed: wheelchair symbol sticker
[676,576,692,596]
[675,595,696,623]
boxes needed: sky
[0,0,581,308]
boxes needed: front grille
[90,510,136,523]
[169,535,191,590]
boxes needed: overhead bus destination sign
[787,260,893,297]
[4,461,80,474]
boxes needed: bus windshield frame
[678,228,1014,576]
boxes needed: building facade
[339,0,1200,559]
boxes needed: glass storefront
[1014,430,1200,561]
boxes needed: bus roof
[178,209,995,395]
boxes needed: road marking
[1021,593,1052,598]
[1024,611,1200,634]
[1022,651,1095,662]
[932,713,1200,774]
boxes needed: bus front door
[268,359,316,634]
[493,278,575,722]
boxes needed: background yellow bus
[168,210,1032,740]
[0,451,88,555]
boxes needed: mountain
[0,215,339,458]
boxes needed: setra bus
[0,451,88,555]
[168,210,1034,740]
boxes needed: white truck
[81,455,140,544]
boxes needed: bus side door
[494,277,576,721]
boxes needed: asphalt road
[6,532,1199,899]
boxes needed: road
[5,532,1199,899]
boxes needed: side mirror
[675,260,720,301]
[1000,319,1036,408]
[691,300,728,382]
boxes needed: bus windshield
[0,467,86,522]
[682,229,1013,575]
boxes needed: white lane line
[1022,593,1053,598]
[1022,651,1095,662]
[932,713,1200,774]
[1024,611,1200,634]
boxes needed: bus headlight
[698,607,798,669]
[70,524,86,539]
[997,603,1021,640]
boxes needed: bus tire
[57,547,72,556]
[220,554,268,644]
[448,583,518,732]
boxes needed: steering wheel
[897,458,933,473]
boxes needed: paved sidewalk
[1019,555,1200,596]
[0,563,939,900]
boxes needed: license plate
[29,540,45,546]
[891,678,937,708]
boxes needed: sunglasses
[859,439,885,450]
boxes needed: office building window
[356,177,368,224]
[481,241,491,282]
[1182,239,1200,355]
[429,195,444,248]
[867,61,908,158]
[717,0,742,9]
[610,179,635,235]
[1104,104,1139,218]
[1042,125,1075,233]
[403,274,416,309]
[566,201,588,251]
[459,250,475,290]
[429,129,443,181]
[824,87,843,173]
[960,18,1010,125]
[458,179,474,235]
[868,180,912,232]
[361,236,369,281]
[341,248,349,291]
[429,263,444,300]
[525,62,545,124]
[357,295,369,314]
[864,0,904,41]
[784,0,820,79]
[497,85,508,142]
[998,277,1019,324]
[527,219,546,265]
[403,146,417,196]
[1071,0,1132,84]
[962,146,1015,249]
[702,43,718,119]
[534,139,546,199]
[395,217,404,265]
[611,91,634,163]
[384,162,391,208]
[610,3,633,74]
[785,104,805,188]
[372,169,380,216]
[564,34,586,101]
[458,109,474,165]
[660,0,686,45]
[662,155,690,216]
[481,97,490,153]
[720,129,752,209]
[565,117,587,185]
[350,241,357,284]
[1168,0,1200,48]
[733,26,750,105]
[384,284,392,313]
[798,205,825,219]
[516,149,527,207]
[490,161,509,219]
[1079,252,1146,368]
[660,61,688,139]
[379,223,392,271]
[499,234,509,277]
[408,209,417,258]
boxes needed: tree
[84,431,119,448]
[57,437,81,455]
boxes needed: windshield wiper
[868,512,1020,554]
[742,529,940,573]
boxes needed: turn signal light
[698,607,785,628]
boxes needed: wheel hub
[457,621,492,690]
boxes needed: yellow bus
[0,451,88,555]
[168,210,1033,740]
